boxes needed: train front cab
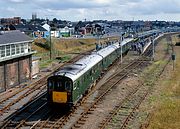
[47,76,73,107]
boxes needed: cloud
[0,0,179,21]
[33,0,109,10]
[126,0,180,15]
[7,0,25,3]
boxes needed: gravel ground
[80,76,140,129]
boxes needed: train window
[77,81,80,89]
[54,81,63,91]
[58,82,62,87]
[65,81,72,91]
[73,83,77,90]
[48,81,53,89]
[90,70,92,76]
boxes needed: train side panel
[72,62,102,103]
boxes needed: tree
[21,19,27,24]
[53,18,58,24]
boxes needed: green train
[47,38,134,107]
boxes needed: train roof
[56,53,102,81]
[54,38,134,81]
[96,44,117,58]
[120,38,134,46]
[138,29,160,38]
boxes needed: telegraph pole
[49,26,52,60]
[120,35,123,63]
[120,42,122,63]
[45,14,54,60]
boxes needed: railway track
[99,57,171,129]
[64,40,170,129]
[1,54,148,129]
[0,40,156,129]
[99,80,149,129]
[0,49,96,127]
[0,82,47,120]
[0,49,94,123]
[27,60,149,129]
[58,42,155,129]
[1,92,47,128]
[67,59,150,129]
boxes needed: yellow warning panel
[52,91,67,103]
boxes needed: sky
[0,0,180,21]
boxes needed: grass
[39,55,71,69]
[146,34,180,129]
[33,36,119,70]
[141,59,168,88]
[39,59,55,69]
[148,83,180,129]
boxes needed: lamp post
[120,41,122,63]
[120,33,124,64]
[152,37,155,61]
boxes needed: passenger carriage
[47,38,135,107]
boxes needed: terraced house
[0,30,35,92]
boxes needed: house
[0,30,35,92]
[74,21,93,35]
[42,23,61,38]
[59,25,74,37]
[93,23,106,35]
[51,30,60,38]
[13,24,49,39]
[74,21,106,36]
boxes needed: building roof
[42,23,50,31]
[14,24,47,32]
[0,30,33,45]
[28,24,47,31]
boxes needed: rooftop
[0,30,33,45]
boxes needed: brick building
[0,17,21,25]
[0,30,35,92]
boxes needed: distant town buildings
[0,17,21,25]
[0,16,180,39]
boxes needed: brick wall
[0,55,32,92]
[6,59,19,89]
[19,57,31,83]
[0,63,5,92]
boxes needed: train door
[73,81,80,102]
[65,80,72,103]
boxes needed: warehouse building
[0,30,35,92]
